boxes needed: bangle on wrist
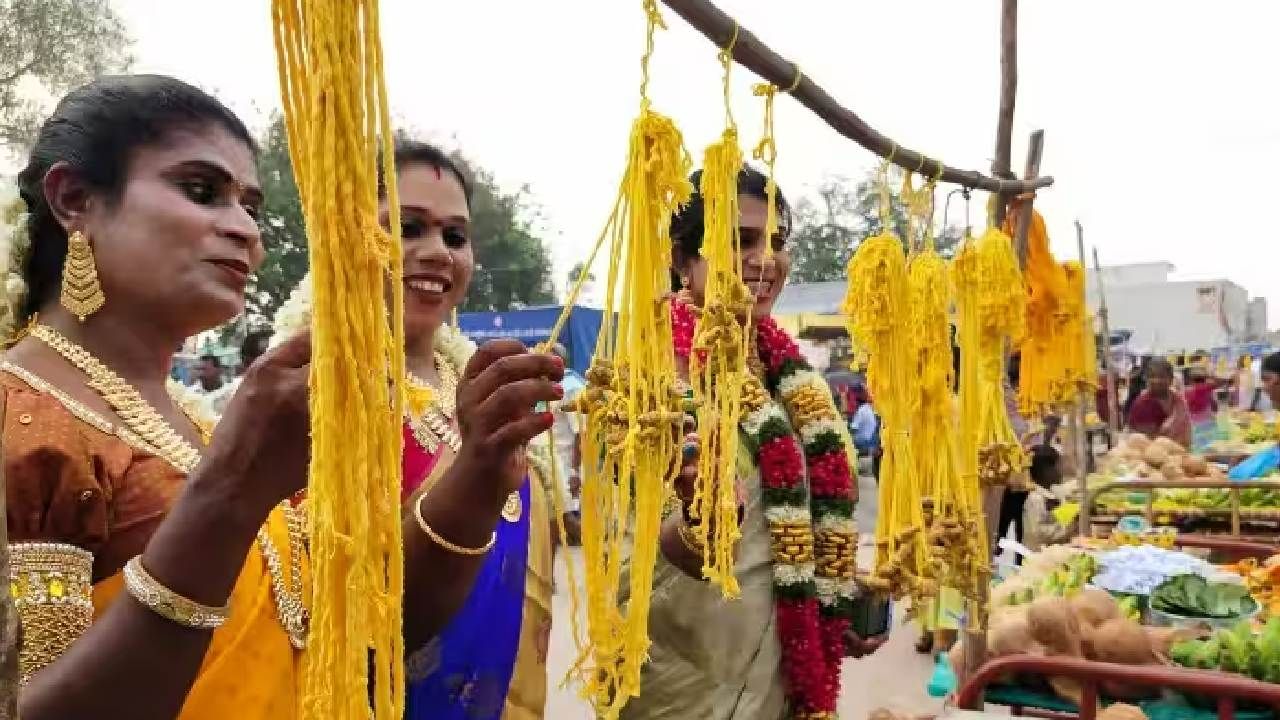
[414,492,496,556]
[677,521,705,556]
[124,556,229,630]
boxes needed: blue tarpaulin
[458,305,602,375]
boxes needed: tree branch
[658,0,1053,194]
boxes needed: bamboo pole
[1073,222,1091,537]
[1091,246,1121,437]
[658,0,1054,194]
[992,0,1019,226]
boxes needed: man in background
[203,330,271,416]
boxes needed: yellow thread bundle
[843,230,925,587]
[908,245,984,555]
[1016,209,1067,416]
[1060,261,1095,396]
[272,1,405,717]
[689,129,747,596]
[568,6,692,713]
[574,106,690,716]
[953,227,1027,491]
[685,22,747,597]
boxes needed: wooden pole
[965,128,1046,693]
[1091,246,1120,435]
[992,0,1019,226]
[657,0,1054,194]
[1011,130,1045,264]
[1073,222,1091,538]
[0,391,16,720]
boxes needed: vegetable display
[1149,574,1254,620]
[1170,618,1280,683]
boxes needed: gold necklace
[405,351,522,522]
[27,324,309,648]
[405,351,461,454]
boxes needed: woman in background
[272,140,558,719]
[1127,358,1191,447]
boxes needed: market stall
[1084,433,1280,541]
[948,540,1280,719]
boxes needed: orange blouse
[3,371,183,581]
[3,369,303,719]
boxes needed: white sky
[93,1,1280,324]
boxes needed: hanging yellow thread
[907,215,987,605]
[1013,206,1067,417]
[843,162,926,601]
[953,222,1027,492]
[687,24,747,595]
[559,2,692,714]
[272,1,405,718]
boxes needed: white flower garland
[0,182,32,344]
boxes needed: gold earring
[60,230,105,322]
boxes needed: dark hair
[1029,444,1061,488]
[1146,358,1174,379]
[377,139,472,208]
[1262,351,1280,377]
[851,384,870,405]
[669,165,791,290]
[241,329,271,366]
[199,353,221,367]
[16,75,255,319]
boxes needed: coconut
[1180,454,1209,476]
[1143,445,1170,469]
[1069,587,1120,628]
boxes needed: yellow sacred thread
[687,24,747,595]
[953,225,1027,494]
[843,161,926,596]
[553,2,692,714]
[272,1,405,718]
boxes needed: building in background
[1087,262,1268,353]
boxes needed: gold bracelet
[677,522,706,556]
[11,542,95,684]
[414,493,496,556]
[123,556,229,630]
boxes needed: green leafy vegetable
[1150,574,1255,619]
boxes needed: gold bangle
[677,522,706,556]
[11,541,95,684]
[123,556,229,630]
[414,493,496,556]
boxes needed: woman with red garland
[619,167,883,720]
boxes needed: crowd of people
[0,74,882,719]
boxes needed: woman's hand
[452,339,564,506]
[845,628,888,658]
[197,332,311,518]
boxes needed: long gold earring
[60,230,106,322]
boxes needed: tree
[0,0,132,151]
[231,122,556,336]
[454,157,555,312]
[244,116,308,331]
[787,169,964,284]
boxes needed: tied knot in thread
[569,96,691,718]
[842,233,927,599]
[689,127,747,596]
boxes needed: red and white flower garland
[673,301,857,718]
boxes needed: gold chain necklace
[405,351,461,454]
[27,324,309,648]
[405,350,522,522]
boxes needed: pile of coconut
[1103,433,1221,482]
[950,588,1198,706]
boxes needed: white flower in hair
[0,181,31,344]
